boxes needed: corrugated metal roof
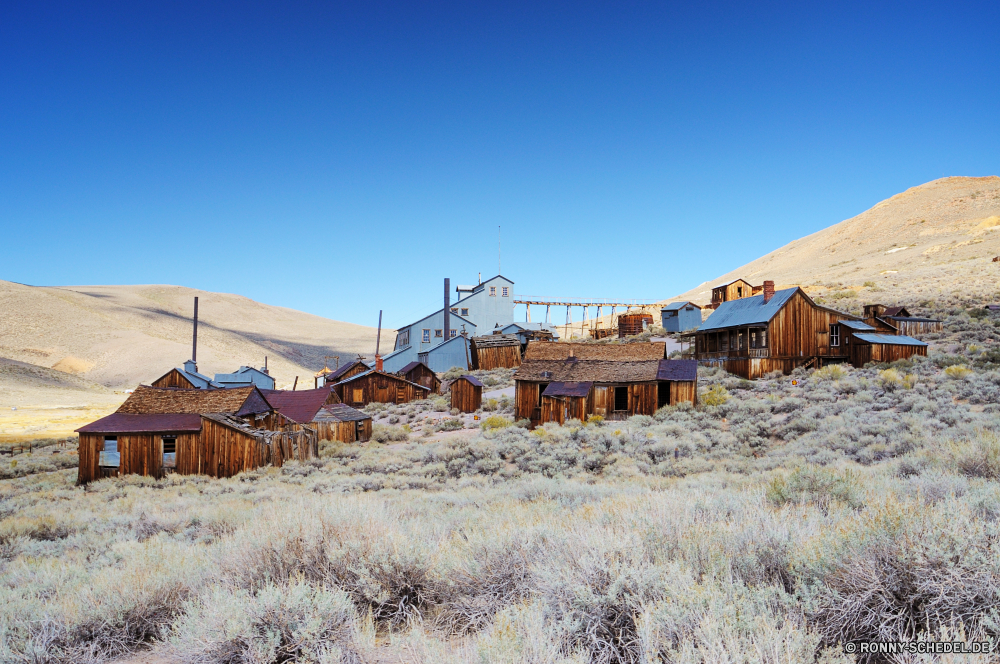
[840,320,875,331]
[460,375,484,387]
[887,316,941,323]
[656,359,698,381]
[542,382,593,398]
[851,333,928,346]
[178,369,221,388]
[77,412,203,433]
[661,301,701,311]
[260,388,333,423]
[698,288,799,331]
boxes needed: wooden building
[847,333,928,367]
[151,360,220,389]
[312,403,372,443]
[695,282,863,378]
[331,370,431,407]
[317,359,370,388]
[710,279,763,310]
[470,335,522,370]
[260,386,342,432]
[76,386,316,485]
[617,313,654,337]
[863,304,943,338]
[514,341,696,427]
[450,375,483,413]
[660,302,702,333]
[397,361,442,393]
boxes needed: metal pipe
[191,296,199,365]
[444,278,450,341]
[375,310,382,355]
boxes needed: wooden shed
[710,279,762,309]
[864,304,943,337]
[514,341,695,427]
[75,386,316,485]
[331,370,431,407]
[848,333,928,367]
[312,403,372,443]
[470,335,522,370]
[450,375,483,413]
[617,313,654,337]
[397,361,442,393]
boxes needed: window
[398,330,409,347]
[502,286,509,297]
[830,324,840,347]
[435,329,443,337]
[490,286,496,296]
[614,387,629,411]
[450,329,457,338]
[737,286,743,297]
[99,436,119,467]
[461,308,469,316]
[422,329,430,343]
[451,308,458,314]
[162,436,177,469]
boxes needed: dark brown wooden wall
[540,395,586,424]
[473,345,522,370]
[334,372,428,407]
[850,342,926,367]
[668,381,697,406]
[515,381,541,422]
[151,369,195,389]
[451,380,482,413]
[404,365,442,393]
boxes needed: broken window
[614,386,629,411]
[435,329,443,337]
[99,436,119,467]
[162,436,177,470]
[450,329,457,338]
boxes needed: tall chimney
[763,281,775,303]
[444,278,450,341]
[191,296,199,369]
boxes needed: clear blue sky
[3,1,998,329]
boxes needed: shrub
[945,365,973,380]
[830,290,857,300]
[814,364,847,381]
[481,415,513,431]
[371,424,409,443]
[700,384,730,407]
[436,418,464,432]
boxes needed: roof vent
[541,371,553,379]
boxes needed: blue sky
[2,1,998,329]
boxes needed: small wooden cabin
[450,375,483,413]
[470,335,522,370]
[397,361,442,393]
[317,360,370,388]
[695,282,864,378]
[848,333,928,367]
[331,370,431,407]
[312,404,372,443]
[514,342,697,427]
[710,279,763,310]
[617,313,654,337]
[863,304,943,337]
[76,386,316,485]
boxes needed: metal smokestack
[191,297,199,368]
[444,278,450,341]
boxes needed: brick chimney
[763,280,775,303]
[375,355,383,372]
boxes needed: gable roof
[714,278,754,289]
[117,385,272,417]
[656,359,698,382]
[458,375,484,387]
[315,403,371,423]
[332,370,431,392]
[524,341,665,362]
[77,412,203,434]
[323,360,369,382]
[699,287,856,332]
[398,361,433,375]
[542,381,593,398]
[852,333,927,346]
[662,301,701,311]
[398,308,476,334]
[260,387,334,423]
[516,359,661,383]
[882,306,910,317]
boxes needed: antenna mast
[498,225,501,274]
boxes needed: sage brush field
[2,345,1000,662]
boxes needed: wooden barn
[76,385,316,485]
[470,335,522,370]
[450,375,483,413]
[316,359,370,388]
[864,304,943,337]
[514,341,697,427]
[710,279,763,310]
[695,281,864,379]
[331,370,431,407]
[397,361,442,393]
[312,403,372,443]
[618,313,654,337]
[847,333,928,367]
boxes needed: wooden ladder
[801,357,817,371]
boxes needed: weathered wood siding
[849,342,927,367]
[473,345,522,370]
[77,434,103,485]
[540,396,587,425]
[151,369,196,389]
[403,364,441,393]
[666,381,697,406]
[893,320,943,337]
[314,419,371,443]
[334,372,428,407]
[515,381,543,424]
[451,379,483,413]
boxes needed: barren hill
[673,176,1000,310]
[0,282,386,391]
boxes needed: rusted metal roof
[656,359,697,382]
[524,341,665,361]
[76,412,203,434]
[260,387,333,424]
[542,382,593,398]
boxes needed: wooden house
[695,281,863,378]
[312,403,372,443]
[151,360,220,389]
[847,333,928,367]
[260,387,341,429]
[863,304,943,338]
[331,370,431,407]
[450,375,483,413]
[470,335,522,370]
[514,342,696,426]
[618,313,654,337]
[317,360,370,388]
[397,361,442,393]
[710,279,763,310]
[76,385,316,485]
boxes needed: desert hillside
[0,282,387,391]
[674,176,1000,309]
